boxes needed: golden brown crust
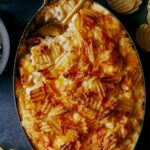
[15,1,145,150]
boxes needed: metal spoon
[34,0,87,37]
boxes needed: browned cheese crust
[15,1,145,150]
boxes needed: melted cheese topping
[15,1,145,150]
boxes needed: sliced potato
[148,0,150,25]
[126,0,142,14]
[136,24,150,52]
[147,0,150,12]
[107,0,136,14]
[147,11,150,24]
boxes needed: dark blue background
[0,0,150,149]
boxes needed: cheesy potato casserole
[15,0,145,150]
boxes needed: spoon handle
[42,0,49,6]
[61,0,87,25]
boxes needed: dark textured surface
[0,0,150,149]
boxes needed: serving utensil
[34,0,87,37]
